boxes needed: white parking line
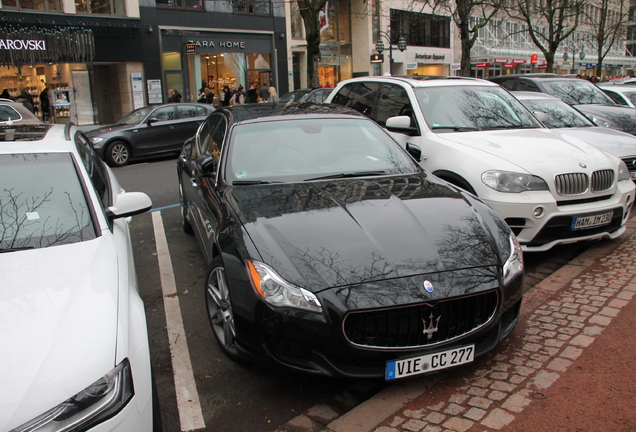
[152,212,206,432]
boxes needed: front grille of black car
[554,170,615,196]
[342,290,499,350]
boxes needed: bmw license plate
[571,212,613,230]
[385,345,474,380]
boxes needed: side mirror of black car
[147,117,158,125]
[201,156,217,176]
[406,142,422,162]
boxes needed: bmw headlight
[11,359,134,432]
[89,137,104,144]
[618,160,631,182]
[482,171,549,193]
[503,235,524,286]
[247,260,322,313]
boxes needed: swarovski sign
[0,39,46,50]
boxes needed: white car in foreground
[0,124,157,431]
[327,76,635,251]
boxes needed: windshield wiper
[232,180,276,185]
[0,246,34,253]
[304,170,387,181]
[431,126,481,132]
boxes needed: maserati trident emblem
[579,162,587,168]
[422,312,441,340]
[423,280,434,293]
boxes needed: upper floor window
[3,0,60,12]
[232,0,270,14]
[156,0,202,9]
[391,9,451,49]
[76,0,125,14]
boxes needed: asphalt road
[111,156,591,432]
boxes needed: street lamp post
[562,43,586,75]
[375,29,407,76]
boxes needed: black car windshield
[414,85,542,131]
[116,106,155,125]
[520,99,594,128]
[541,80,614,105]
[226,118,419,183]
[0,153,97,251]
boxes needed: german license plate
[385,345,474,380]
[570,212,613,230]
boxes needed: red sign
[530,54,538,64]
[494,58,509,63]
[503,64,517,68]
[476,63,491,68]
[512,59,526,64]
[537,65,548,69]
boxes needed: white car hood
[434,128,618,174]
[0,238,119,431]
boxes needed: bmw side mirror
[406,142,422,162]
[386,115,419,136]
[533,111,547,123]
[147,117,158,125]
[201,156,218,176]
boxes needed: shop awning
[0,26,95,66]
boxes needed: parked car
[0,98,42,124]
[512,91,636,182]
[488,74,636,135]
[0,123,158,431]
[298,87,334,103]
[597,83,636,108]
[177,103,524,379]
[87,102,215,167]
[326,76,635,252]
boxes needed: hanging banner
[0,25,95,66]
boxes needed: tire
[204,256,247,363]
[105,140,131,167]
[179,182,193,234]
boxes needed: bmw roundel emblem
[579,162,587,168]
[424,280,434,293]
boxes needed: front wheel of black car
[205,257,246,363]
[105,140,131,167]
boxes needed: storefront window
[3,0,60,11]
[75,0,124,14]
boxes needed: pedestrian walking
[168,89,182,103]
[221,85,232,106]
[198,87,214,104]
[259,82,269,102]
[15,93,35,113]
[0,89,13,100]
[268,86,279,103]
[229,85,246,105]
[247,84,258,103]
[39,84,51,122]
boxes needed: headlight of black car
[10,359,134,432]
[503,234,524,286]
[247,260,323,313]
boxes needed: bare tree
[505,0,586,72]
[583,0,629,77]
[410,0,502,76]
[296,0,329,88]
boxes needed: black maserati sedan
[177,103,524,379]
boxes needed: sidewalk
[287,215,636,432]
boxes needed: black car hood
[229,174,501,292]
[575,104,636,135]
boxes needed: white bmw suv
[0,123,158,431]
[326,76,635,251]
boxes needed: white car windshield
[415,86,542,131]
[0,153,96,251]
[226,118,419,184]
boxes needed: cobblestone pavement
[274,216,636,432]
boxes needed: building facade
[0,0,287,125]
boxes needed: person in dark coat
[0,89,13,100]
[40,85,51,121]
[247,84,258,103]
[221,85,232,106]
[15,94,35,113]
[259,83,269,102]
[198,87,214,104]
